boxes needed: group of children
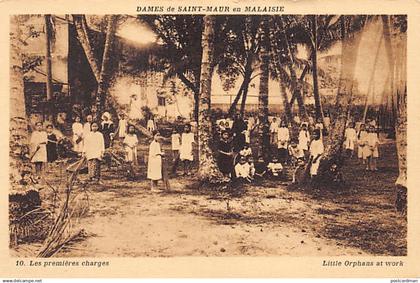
[344,121,380,171]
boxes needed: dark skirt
[47,134,58,163]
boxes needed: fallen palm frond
[37,157,88,258]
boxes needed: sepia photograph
[8,13,407,259]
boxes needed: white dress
[180,132,194,161]
[30,131,48,163]
[83,131,105,160]
[147,140,162,180]
[171,133,181,151]
[344,128,357,150]
[235,162,251,178]
[124,134,138,162]
[277,127,290,149]
[72,122,84,153]
[83,122,91,138]
[298,130,310,151]
[147,119,155,132]
[118,119,128,138]
[309,139,324,175]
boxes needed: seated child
[254,156,268,178]
[234,156,252,183]
[267,156,283,177]
[248,156,256,178]
[239,143,252,157]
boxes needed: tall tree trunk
[10,15,29,186]
[44,15,54,122]
[197,15,225,183]
[72,15,101,82]
[258,17,271,161]
[289,65,309,121]
[362,34,383,123]
[228,57,253,117]
[239,77,250,116]
[311,16,323,121]
[92,15,118,121]
[321,16,363,169]
[383,15,407,212]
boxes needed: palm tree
[382,15,407,212]
[93,15,118,121]
[10,15,29,186]
[197,15,225,183]
[258,16,271,161]
[321,16,366,168]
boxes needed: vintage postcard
[0,0,419,279]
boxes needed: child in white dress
[123,125,139,179]
[147,131,164,189]
[309,129,324,178]
[83,122,105,183]
[180,124,195,176]
[344,122,357,158]
[357,123,369,164]
[298,123,310,155]
[30,122,48,177]
[72,116,84,154]
[366,126,379,171]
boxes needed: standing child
[83,114,93,138]
[100,112,114,149]
[123,125,139,179]
[298,123,310,156]
[270,117,279,146]
[277,120,290,163]
[344,122,357,158]
[217,130,234,177]
[179,124,195,176]
[83,122,105,184]
[117,113,128,140]
[366,126,379,171]
[171,128,181,175]
[147,131,164,190]
[46,124,59,166]
[309,129,324,178]
[147,115,156,133]
[72,116,84,154]
[357,123,369,164]
[30,122,48,178]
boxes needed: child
[344,122,357,158]
[72,116,84,154]
[357,123,369,164]
[171,128,181,175]
[234,156,252,183]
[100,112,114,149]
[147,131,164,190]
[117,113,128,140]
[239,143,252,158]
[83,122,105,184]
[277,120,290,163]
[217,130,233,177]
[180,124,195,176]
[315,118,324,137]
[46,124,59,165]
[270,117,279,145]
[123,125,139,179]
[298,123,310,155]
[83,114,93,138]
[254,156,268,178]
[248,156,256,179]
[147,115,156,133]
[289,140,305,163]
[366,126,379,171]
[267,156,283,177]
[30,122,48,177]
[309,129,324,178]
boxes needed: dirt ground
[11,139,406,257]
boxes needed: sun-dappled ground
[10,139,406,257]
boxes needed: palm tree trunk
[197,15,225,182]
[72,15,101,81]
[44,15,54,122]
[258,17,271,161]
[321,16,363,169]
[311,16,324,121]
[10,15,29,186]
[93,15,118,121]
[362,34,383,123]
